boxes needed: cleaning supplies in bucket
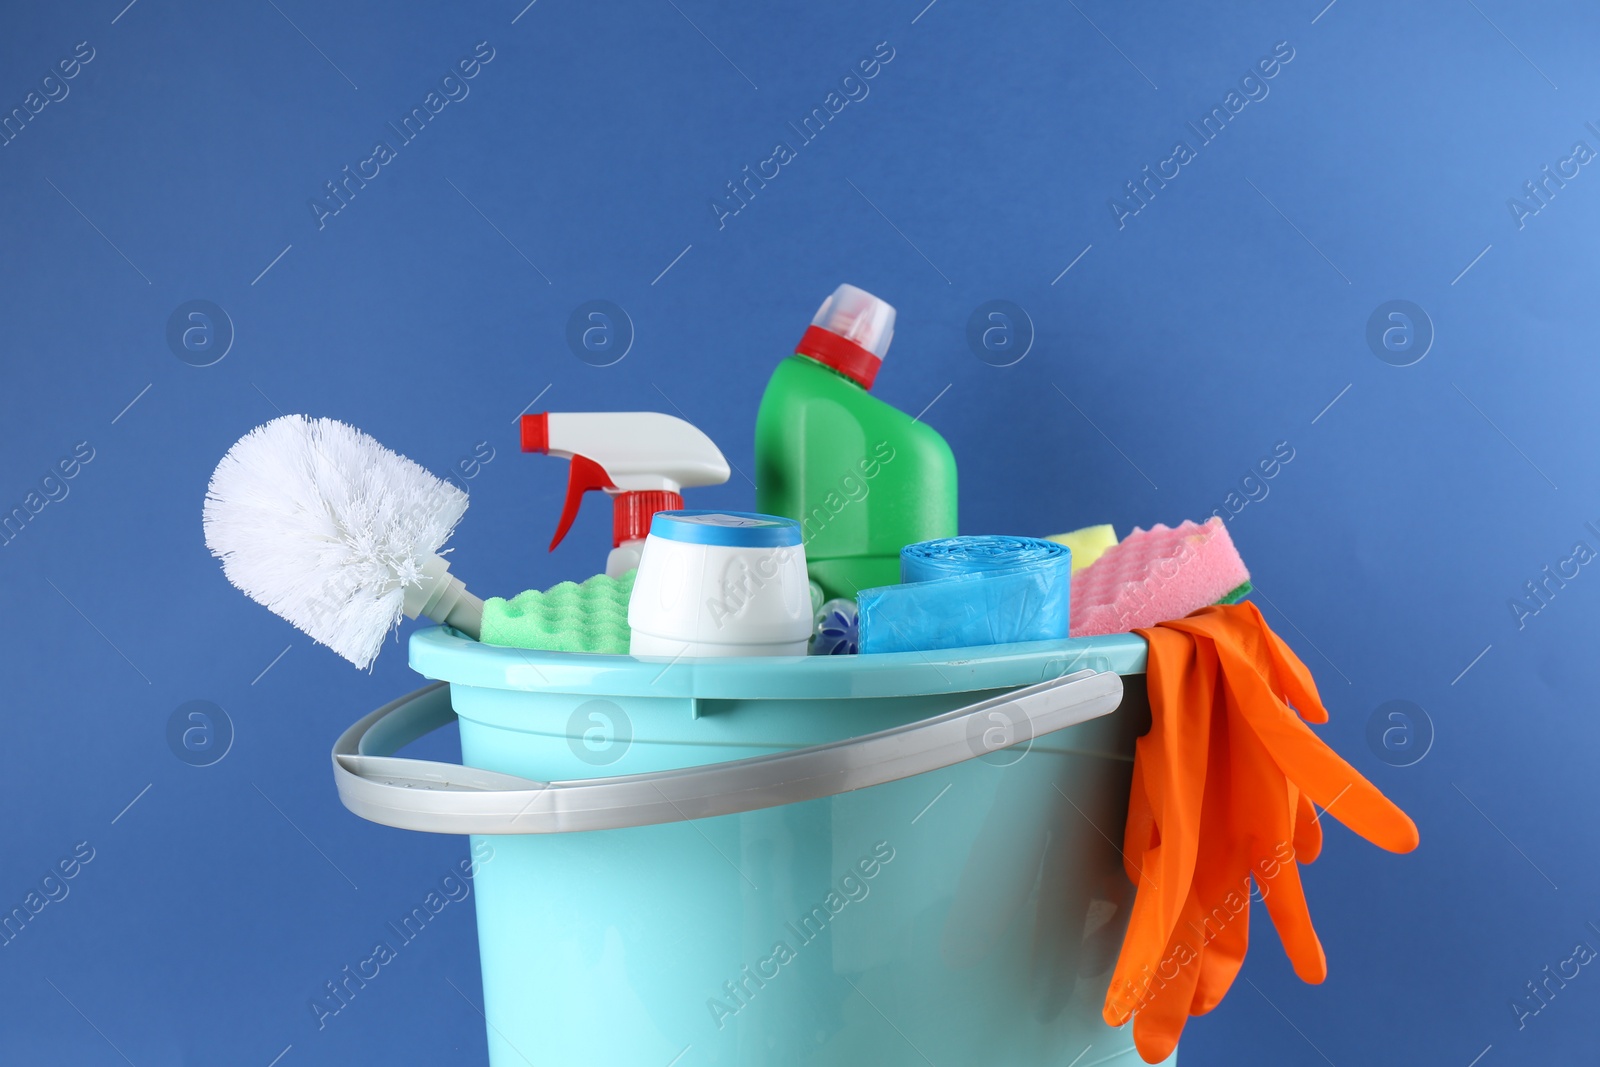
[754,283,958,599]
[856,535,1072,653]
[340,630,1145,1066]
[480,570,635,654]
[628,511,812,657]
[203,415,483,669]
[1070,518,1250,637]
[521,411,730,578]
[1106,602,1419,1063]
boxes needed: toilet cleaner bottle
[754,284,958,599]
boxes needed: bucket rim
[409,626,1148,698]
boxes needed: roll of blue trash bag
[858,535,1072,654]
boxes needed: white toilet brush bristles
[203,414,483,670]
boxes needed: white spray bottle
[521,411,731,577]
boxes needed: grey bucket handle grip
[332,670,1124,836]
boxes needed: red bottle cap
[794,284,895,390]
[795,326,882,390]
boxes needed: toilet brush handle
[402,554,482,640]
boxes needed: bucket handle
[332,669,1123,835]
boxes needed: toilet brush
[203,414,483,670]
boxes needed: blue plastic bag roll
[858,536,1072,654]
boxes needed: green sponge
[480,570,635,654]
[1215,580,1253,605]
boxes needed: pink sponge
[1070,518,1249,636]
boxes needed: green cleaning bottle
[755,284,958,599]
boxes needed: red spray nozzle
[548,454,614,552]
[521,411,729,555]
[520,412,548,454]
[522,413,616,551]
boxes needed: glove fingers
[1253,603,1330,724]
[1188,895,1249,1016]
[1294,784,1323,864]
[1133,992,1193,1064]
[1108,630,1215,1028]
[1130,888,1210,1063]
[1187,660,1256,1017]
[1219,690,1328,985]
[1186,844,1251,1015]
[1257,852,1329,984]
[1133,628,1216,961]
[1104,838,1181,1027]
[1216,641,1419,854]
[1184,692,1266,1017]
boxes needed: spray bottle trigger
[549,454,615,552]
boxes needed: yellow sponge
[1045,524,1118,573]
[480,570,634,655]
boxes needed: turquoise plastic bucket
[333,628,1175,1067]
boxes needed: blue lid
[649,510,802,547]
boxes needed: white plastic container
[629,511,812,657]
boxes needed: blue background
[1,0,1595,1063]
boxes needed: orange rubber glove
[1109,629,1254,1057]
[1104,628,1212,1028]
[1104,602,1419,1063]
